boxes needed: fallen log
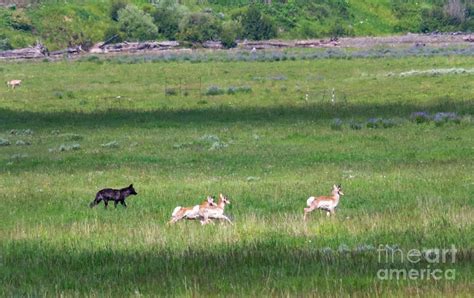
[0,42,48,59]
[202,41,223,49]
[463,35,474,42]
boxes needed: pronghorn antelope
[304,184,344,221]
[199,193,232,225]
[168,196,217,224]
[7,80,21,89]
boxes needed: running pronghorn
[304,184,344,221]
[199,193,232,225]
[7,80,21,89]
[168,196,217,224]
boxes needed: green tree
[178,12,221,43]
[151,0,188,40]
[110,0,128,21]
[221,20,242,48]
[241,6,277,40]
[118,5,158,41]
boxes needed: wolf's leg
[114,200,118,208]
[89,198,99,208]
[120,200,127,207]
[90,194,102,208]
[104,200,109,208]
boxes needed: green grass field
[0,51,473,296]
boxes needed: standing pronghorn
[7,80,22,89]
[168,196,217,224]
[304,184,344,221]
[199,193,232,225]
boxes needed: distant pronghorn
[200,193,232,225]
[304,184,344,220]
[168,196,217,224]
[7,80,22,89]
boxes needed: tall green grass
[0,53,473,296]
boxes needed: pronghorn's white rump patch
[171,206,181,217]
[307,196,315,207]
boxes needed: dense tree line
[0,0,472,51]
[104,0,276,48]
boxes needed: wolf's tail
[306,196,315,207]
[171,206,182,217]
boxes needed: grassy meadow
[0,50,473,296]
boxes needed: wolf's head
[127,184,138,195]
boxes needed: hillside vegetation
[0,0,473,51]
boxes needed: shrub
[391,0,421,32]
[15,140,31,146]
[178,12,222,43]
[70,31,94,51]
[165,88,178,96]
[63,133,83,141]
[152,0,188,40]
[444,0,466,24]
[460,115,472,126]
[419,0,472,33]
[349,121,362,130]
[329,22,354,38]
[0,36,13,51]
[0,138,11,146]
[103,25,124,43]
[227,86,252,95]
[57,143,81,152]
[10,129,33,136]
[382,119,398,128]
[110,0,128,21]
[152,8,180,40]
[433,112,461,126]
[366,118,383,129]
[298,20,320,38]
[420,7,448,32]
[199,134,220,143]
[10,153,28,160]
[330,118,343,130]
[410,112,431,124]
[118,5,158,41]
[241,6,277,40]
[220,21,241,48]
[205,86,225,96]
[10,9,33,31]
[101,141,119,148]
[53,91,63,99]
[209,141,228,150]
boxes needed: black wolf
[89,184,137,208]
